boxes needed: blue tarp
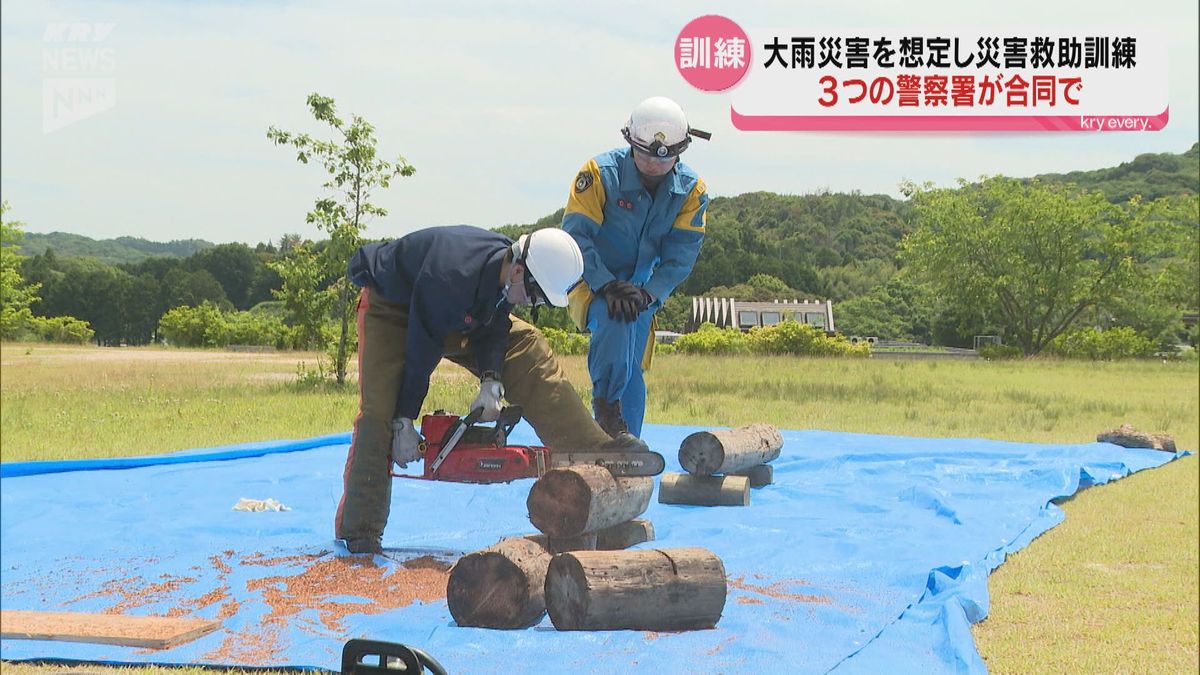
[0,424,1186,674]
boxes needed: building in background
[686,297,836,335]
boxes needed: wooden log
[523,532,598,554]
[595,519,655,550]
[0,610,220,649]
[545,547,727,631]
[731,463,774,488]
[526,465,653,538]
[446,537,551,628]
[658,472,749,506]
[678,423,783,476]
[1097,424,1177,452]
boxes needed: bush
[542,327,590,356]
[748,320,870,357]
[979,344,1023,360]
[675,323,752,355]
[35,315,95,343]
[674,321,869,357]
[0,308,94,344]
[158,302,297,349]
[1046,327,1157,360]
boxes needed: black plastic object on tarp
[341,639,446,675]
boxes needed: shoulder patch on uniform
[574,171,594,194]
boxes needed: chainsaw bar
[549,450,665,477]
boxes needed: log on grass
[545,547,727,631]
[524,532,598,554]
[526,465,653,538]
[678,423,783,476]
[658,472,749,506]
[595,518,655,550]
[446,537,551,628]
[731,463,774,488]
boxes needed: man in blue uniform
[562,97,710,438]
[336,226,637,554]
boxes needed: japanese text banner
[678,26,1169,132]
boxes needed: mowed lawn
[0,343,1197,674]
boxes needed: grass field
[1,342,1197,674]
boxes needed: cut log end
[447,552,530,628]
[446,538,549,629]
[678,431,725,475]
[526,468,593,538]
[527,466,652,538]
[544,554,589,629]
[678,424,783,476]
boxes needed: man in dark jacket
[335,225,634,554]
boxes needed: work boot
[343,536,383,555]
[597,431,649,454]
[592,397,629,439]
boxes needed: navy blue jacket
[348,225,513,419]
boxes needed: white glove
[390,417,423,468]
[471,375,505,422]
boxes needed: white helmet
[621,96,711,159]
[511,228,584,308]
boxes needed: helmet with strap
[511,228,584,308]
[621,96,711,159]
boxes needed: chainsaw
[390,406,664,483]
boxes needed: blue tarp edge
[0,432,353,478]
[831,451,1191,674]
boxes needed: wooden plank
[659,472,750,506]
[731,463,774,488]
[0,610,221,649]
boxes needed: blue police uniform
[562,146,708,436]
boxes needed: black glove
[634,288,655,313]
[598,281,642,322]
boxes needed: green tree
[269,242,334,350]
[834,276,940,343]
[268,93,415,383]
[1,202,42,336]
[163,267,231,310]
[704,273,810,302]
[900,177,1163,355]
[188,243,262,310]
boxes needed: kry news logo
[42,22,116,133]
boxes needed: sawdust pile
[41,549,450,665]
[247,554,450,632]
[202,552,451,665]
[729,576,832,605]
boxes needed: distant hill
[18,232,214,264]
[1033,142,1198,203]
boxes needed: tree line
[2,116,1195,361]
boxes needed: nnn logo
[476,459,506,471]
[42,22,116,133]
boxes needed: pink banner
[731,107,1169,132]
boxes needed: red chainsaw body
[402,411,550,484]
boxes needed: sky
[1,0,1197,246]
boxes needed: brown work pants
[334,287,612,543]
